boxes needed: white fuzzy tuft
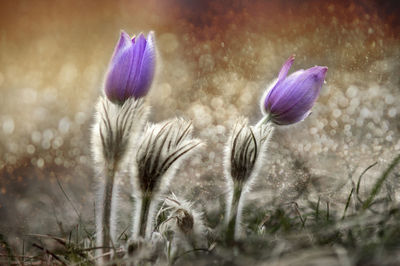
[91,96,149,259]
[131,118,204,239]
[157,194,208,257]
[91,96,148,169]
[223,118,274,239]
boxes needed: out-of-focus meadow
[0,0,399,255]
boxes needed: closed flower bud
[105,31,156,104]
[131,119,203,239]
[224,118,274,240]
[135,119,202,195]
[261,55,327,125]
[226,118,273,185]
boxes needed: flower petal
[263,56,296,112]
[134,31,156,98]
[272,110,311,125]
[277,55,295,81]
[267,69,307,114]
[263,70,303,113]
[270,66,326,116]
[125,33,147,99]
[104,31,134,103]
[262,58,327,126]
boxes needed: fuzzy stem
[226,182,243,242]
[110,173,120,243]
[99,167,115,261]
[234,187,247,239]
[256,114,271,128]
[138,193,152,239]
[145,198,161,239]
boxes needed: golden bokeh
[0,0,399,246]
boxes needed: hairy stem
[145,198,161,239]
[110,172,120,243]
[255,114,271,128]
[138,193,152,239]
[226,182,243,242]
[97,166,115,261]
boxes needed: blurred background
[0,0,399,249]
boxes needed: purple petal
[268,69,309,114]
[125,33,147,99]
[263,56,296,112]
[277,55,295,81]
[104,30,157,103]
[115,31,132,54]
[270,66,327,116]
[264,63,327,125]
[134,31,156,98]
[272,110,311,125]
[264,69,305,112]
[104,31,134,103]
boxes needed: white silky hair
[124,232,166,265]
[91,96,149,259]
[159,193,208,239]
[91,96,148,167]
[130,118,204,239]
[223,117,274,238]
[260,78,278,116]
[157,193,208,257]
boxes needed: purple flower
[104,31,156,104]
[262,56,328,125]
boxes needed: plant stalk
[255,114,271,128]
[226,182,243,242]
[138,192,152,239]
[99,166,115,261]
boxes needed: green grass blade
[356,162,377,195]
[362,155,400,210]
[342,187,354,219]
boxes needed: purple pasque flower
[262,55,327,125]
[104,31,156,104]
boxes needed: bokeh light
[0,0,399,251]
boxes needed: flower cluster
[91,30,328,263]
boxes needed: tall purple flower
[261,56,327,125]
[105,31,156,104]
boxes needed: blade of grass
[55,175,80,219]
[362,155,400,210]
[117,225,130,241]
[342,188,354,220]
[291,202,306,227]
[27,234,67,246]
[32,243,66,265]
[356,162,377,195]
[326,201,330,221]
